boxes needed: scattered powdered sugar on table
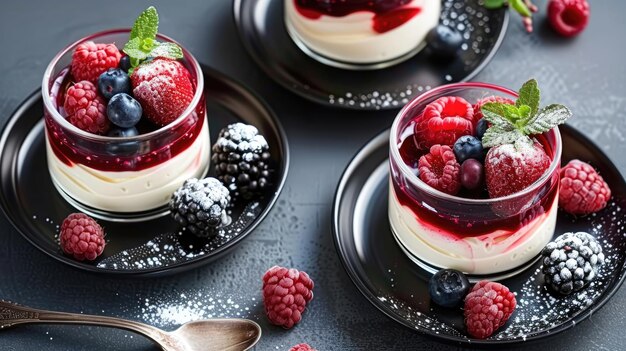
[97,202,261,270]
[328,0,498,109]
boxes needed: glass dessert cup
[42,29,208,222]
[389,82,562,279]
[284,0,441,70]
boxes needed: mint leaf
[523,104,572,135]
[482,127,526,148]
[516,79,540,116]
[481,103,515,129]
[123,37,150,60]
[483,0,506,9]
[149,42,183,59]
[130,6,158,41]
[510,0,532,17]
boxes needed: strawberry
[131,58,194,126]
[481,79,572,199]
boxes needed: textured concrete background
[0,0,624,350]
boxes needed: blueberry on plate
[453,135,483,163]
[428,269,470,308]
[119,56,131,72]
[98,68,131,100]
[107,93,142,128]
[426,25,463,59]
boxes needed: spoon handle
[0,301,179,350]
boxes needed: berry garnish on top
[548,0,590,37]
[63,81,110,134]
[59,213,106,261]
[453,135,483,163]
[541,231,604,295]
[131,58,194,126]
[473,95,515,121]
[481,79,572,198]
[413,96,475,149]
[559,160,611,215]
[98,68,131,100]
[71,41,121,83]
[418,144,461,195]
[107,93,142,128]
[169,178,231,238]
[460,158,484,191]
[428,269,470,308]
[262,265,314,329]
[464,281,516,339]
[212,123,272,199]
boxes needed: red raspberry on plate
[131,58,195,126]
[485,141,550,198]
[418,144,461,195]
[262,265,314,329]
[559,160,611,215]
[64,81,110,134]
[472,95,515,121]
[548,0,590,37]
[464,281,516,339]
[413,96,474,149]
[71,41,121,83]
[289,343,316,351]
[59,213,106,261]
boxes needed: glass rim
[41,28,205,142]
[389,81,563,205]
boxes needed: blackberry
[541,232,605,295]
[169,178,231,238]
[212,123,271,199]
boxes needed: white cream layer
[46,121,210,213]
[285,0,441,64]
[388,184,558,275]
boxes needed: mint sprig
[481,79,572,148]
[123,6,183,73]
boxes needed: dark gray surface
[0,0,624,350]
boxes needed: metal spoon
[0,300,261,351]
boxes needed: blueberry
[428,269,470,308]
[475,118,488,139]
[426,25,463,58]
[453,135,483,163]
[460,159,484,190]
[106,127,139,155]
[107,93,142,128]
[119,56,131,72]
[98,69,131,100]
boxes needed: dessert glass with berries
[389,80,571,277]
[42,8,208,220]
[284,0,441,69]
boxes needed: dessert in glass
[43,17,208,220]
[389,81,569,277]
[285,0,442,69]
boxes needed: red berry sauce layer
[293,0,422,33]
[393,117,558,237]
[46,66,205,172]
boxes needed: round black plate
[333,126,626,344]
[234,0,508,110]
[0,65,289,277]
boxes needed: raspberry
[64,81,110,134]
[71,41,121,83]
[464,281,516,339]
[559,160,611,215]
[59,213,106,261]
[131,58,195,126]
[472,95,515,121]
[262,266,314,329]
[418,144,461,195]
[413,96,474,149]
[289,344,316,351]
[548,0,590,37]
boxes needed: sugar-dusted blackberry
[169,177,231,238]
[212,123,271,199]
[541,232,605,295]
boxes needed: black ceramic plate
[234,0,508,110]
[0,65,289,277]
[333,126,626,344]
